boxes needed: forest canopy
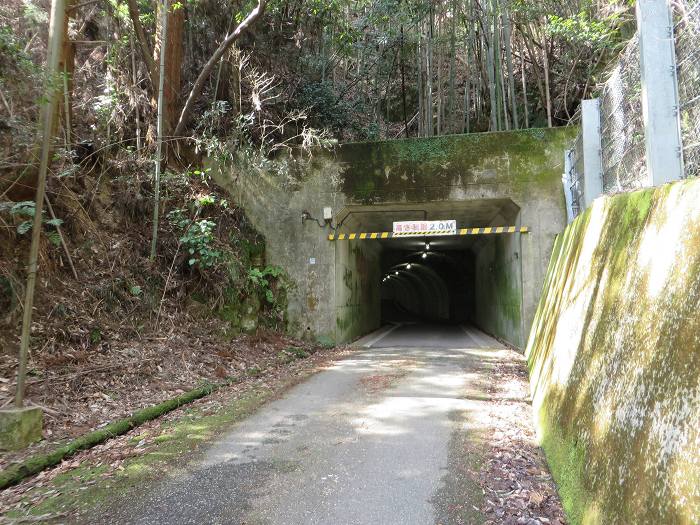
[0,0,635,169]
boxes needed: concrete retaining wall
[335,240,382,342]
[474,233,523,345]
[215,127,575,345]
[526,179,700,524]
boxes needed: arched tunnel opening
[334,199,525,347]
[380,240,474,324]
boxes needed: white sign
[309,257,317,265]
[393,220,457,236]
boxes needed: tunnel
[333,199,525,347]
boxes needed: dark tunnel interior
[380,239,476,324]
[334,199,525,346]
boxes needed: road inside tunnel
[379,235,476,325]
[334,199,526,347]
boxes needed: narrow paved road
[99,324,504,525]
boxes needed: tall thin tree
[150,0,168,259]
[15,0,67,408]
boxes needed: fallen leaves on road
[478,348,567,525]
[0,325,320,470]
[0,342,350,519]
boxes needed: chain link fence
[564,2,700,221]
[675,0,700,179]
[599,34,647,194]
[568,135,585,218]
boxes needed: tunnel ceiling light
[395,271,399,275]
[425,242,431,250]
[406,263,412,269]
[422,252,428,259]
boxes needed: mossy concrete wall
[215,127,575,344]
[474,232,523,346]
[335,240,382,342]
[0,407,42,451]
[526,179,700,524]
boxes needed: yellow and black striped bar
[328,226,529,241]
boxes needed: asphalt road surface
[96,323,505,525]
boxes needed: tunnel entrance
[333,199,525,347]
[380,237,475,324]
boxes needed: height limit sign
[393,220,456,237]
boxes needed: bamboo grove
[1,0,634,161]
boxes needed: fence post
[562,150,575,223]
[581,99,603,207]
[637,0,684,185]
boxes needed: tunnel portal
[223,127,574,349]
[333,199,524,347]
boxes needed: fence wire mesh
[565,2,700,220]
[569,135,584,218]
[675,0,700,179]
[599,34,647,194]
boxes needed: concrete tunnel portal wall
[216,127,577,349]
[332,199,524,342]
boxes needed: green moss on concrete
[337,127,577,203]
[526,178,700,524]
[492,237,522,330]
[335,241,381,342]
[0,407,43,451]
[538,396,592,525]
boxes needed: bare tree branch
[173,0,267,137]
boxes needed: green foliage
[193,101,238,164]
[547,11,620,50]
[285,346,310,359]
[195,193,217,207]
[248,265,284,304]
[167,209,222,269]
[0,201,63,244]
[246,366,262,377]
[360,122,381,141]
[294,81,350,134]
[0,26,35,76]
[277,346,309,362]
[90,328,102,345]
[21,0,47,24]
[6,201,35,218]
[316,335,336,349]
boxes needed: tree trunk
[16,0,67,408]
[127,0,156,89]
[151,0,168,259]
[154,2,183,135]
[502,4,518,129]
[521,44,530,128]
[541,25,553,127]
[447,0,457,134]
[483,5,497,131]
[400,26,409,137]
[426,7,434,137]
[57,1,74,146]
[436,11,443,136]
[417,26,424,136]
[130,36,142,149]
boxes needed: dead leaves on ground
[478,351,567,525]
